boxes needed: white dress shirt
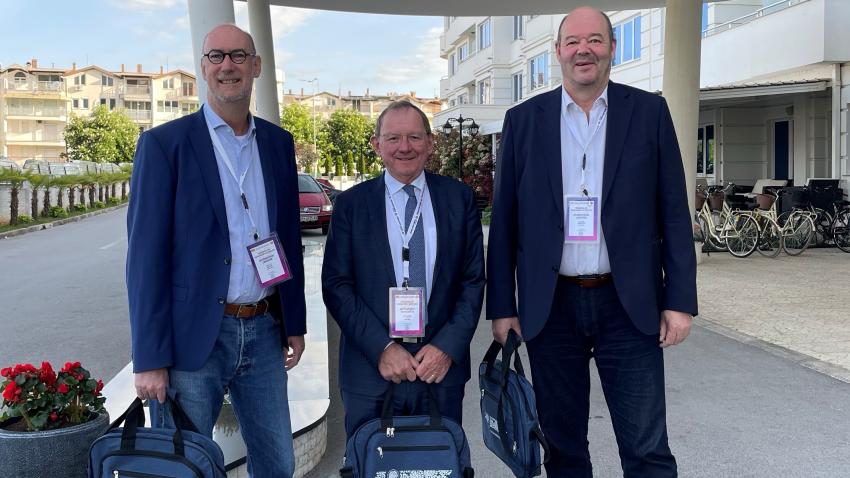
[384,171,437,302]
[559,86,612,276]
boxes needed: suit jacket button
[224,258,231,265]
[551,266,558,272]
[218,297,225,304]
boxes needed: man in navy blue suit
[487,7,698,477]
[322,101,485,437]
[126,24,305,477]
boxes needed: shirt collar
[203,103,256,138]
[384,170,426,195]
[561,84,609,112]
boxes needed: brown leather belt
[223,300,268,318]
[559,273,612,288]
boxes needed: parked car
[314,178,342,203]
[297,173,332,234]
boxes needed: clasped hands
[379,343,451,384]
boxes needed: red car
[298,173,333,234]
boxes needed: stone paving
[695,246,850,382]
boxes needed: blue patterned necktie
[403,184,427,299]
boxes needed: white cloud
[234,4,315,39]
[373,27,446,88]
[108,0,180,11]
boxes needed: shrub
[73,204,87,213]
[93,201,106,209]
[49,206,69,218]
[106,197,120,206]
[18,215,33,224]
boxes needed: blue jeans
[526,279,676,478]
[151,313,295,478]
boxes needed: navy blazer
[126,109,306,373]
[487,82,698,340]
[322,172,485,395]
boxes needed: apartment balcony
[122,85,152,97]
[440,77,451,98]
[701,0,850,86]
[126,109,152,122]
[5,130,64,146]
[4,105,67,120]
[1,80,67,98]
[433,104,508,132]
[441,17,477,56]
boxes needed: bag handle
[380,383,442,430]
[482,329,526,386]
[533,424,551,465]
[117,394,199,457]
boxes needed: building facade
[0,60,199,165]
[435,0,850,191]
[282,89,441,122]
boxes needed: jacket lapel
[254,124,278,233]
[425,172,447,301]
[188,109,228,239]
[368,175,397,287]
[540,88,565,220]
[602,82,633,210]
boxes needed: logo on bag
[484,412,499,436]
[375,470,452,478]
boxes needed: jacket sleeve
[275,131,307,337]
[126,132,176,372]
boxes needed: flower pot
[0,412,109,478]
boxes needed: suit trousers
[525,279,676,478]
[341,380,465,438]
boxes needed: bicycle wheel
[697,215,725,252]
[811,208,832,246]
[756,217,782,258]
[725,214,759,258]
[782,212,815,256]
[832,208,850,253]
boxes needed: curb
[0,203,128,239]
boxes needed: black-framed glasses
[203,49,255,64]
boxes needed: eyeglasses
[380,133,429,146]
[203,49,255,64]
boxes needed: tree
[0,167,27,225]
[320,109,371,177]
[64,106,139,164]
[280,103,316,147]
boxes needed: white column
[187,0,236,105]
[248,0,280,123]
[662,0,702,260]
[831,64,841,179]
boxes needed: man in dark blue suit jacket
[487,7,697,477]
[126,24,305,477]
[322,101,485,437]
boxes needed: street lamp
[441,115,479,180]
[299,77,318,175]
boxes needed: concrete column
[662,0,702,210]
[187,0,236,105]
[831,64,841,179]
[248,0,280,123]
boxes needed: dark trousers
[526,279,676,477]
[341,380,465,438]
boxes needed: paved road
[308,315,850,478]
[0,208,328,383]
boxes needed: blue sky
[0,0,446,99]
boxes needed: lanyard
[385,181,424,287]
[207,124,260,241]
[564,104,607,196]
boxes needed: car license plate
[300,215,318,223]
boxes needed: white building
[435,0,850,192]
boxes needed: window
[326,98,336,106]
[477,79,491,105]
[697,125,715,177]
[110,99,116,110]
[82,98,89,108]
[458,42,469,62]
[162,78,174,89]
[512,72,523,102]
[182,82,194,97]
[513,16,524,40]
[100,98,106,106]
[72,99,79,108]
[449,98,456,107]
[74,75,86,85]
[157,100,178,112]
[702,3,709,33]
[449,54,456,76]
[478,19,492,50]
[101,75,114,86]
[613,16,641,66]
[458,93,469,105]
[529,52,549,90]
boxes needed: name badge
[388,287,425,338]
[565,195,600,243]
[247,232,292,287]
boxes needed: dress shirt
[559,86,612,276]
[384,171,437,302]
[203,103,271,303]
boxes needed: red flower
[2,382,18,401]
[94,379,104,396]
[49,412,58,422]
[58,383,70,394]
[0,367,11,377]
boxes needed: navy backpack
[479,329,550,478]
[88,397,226,478]
[341,384,474,478]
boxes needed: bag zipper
[113,471,176,478]
[101,450,203,477]
[377,445,450,458]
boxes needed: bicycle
[828,199,850,253]
[694,184,759,258]
[753,189,817,256]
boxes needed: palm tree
[52,175,76,211]
[120,164,133,200]
[25,172,51,218]
[0,166,28,225]
[78,173,97,208]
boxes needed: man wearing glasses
[322,101,485,437]
[127,24,305,477]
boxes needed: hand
[379,343,419,384]
[414,345,452,384]
[659,310,693,348]
[134,368,168,404]
[286,335,305,370]
[492,316,523,345]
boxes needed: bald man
[487,6,697,477]
[127,24,306,477]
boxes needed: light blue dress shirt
[203,104,271,303]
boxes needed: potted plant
[0,361,109,478]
